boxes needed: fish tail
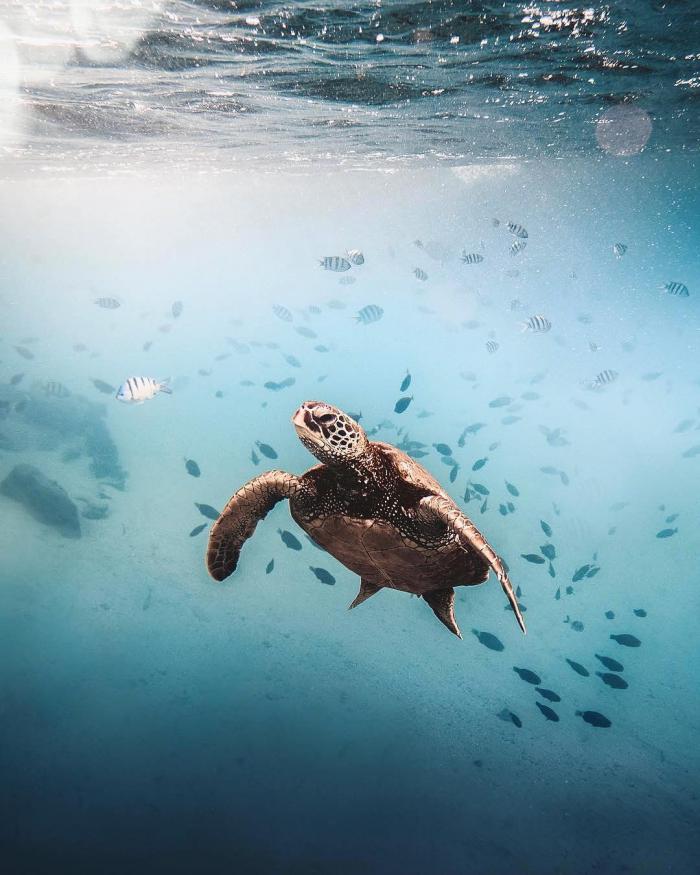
[158,378,173,395]
[518,322,529,333]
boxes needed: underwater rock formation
[0,464,81,538]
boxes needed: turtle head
[292,401,368,465]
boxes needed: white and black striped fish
[94,297,120,309]
[272,304,293,322]
[319,256,351,272]
[414,267,428,281]
[521,314,551,333]
[355,304,384,325]
[346,249,364,266]
[38,381,71,398]
[612,243,627,258]
[510,240,527,256]
[339,275,356,285]
[116,376,172,404]
[662,281,689,297]
[486,340,499,354]
[507,222,528,239]
[461,251,484,265]
[589,369,618,389]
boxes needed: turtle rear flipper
[348,579,382,610]
[207,471,302,581]
[419,495,526,635]
[423,587,461,638]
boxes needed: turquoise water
[1,3,700,874]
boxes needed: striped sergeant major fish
[520,314,551,333]
[319,256,351,272]
[354,304,384,325]
[662,281,689,297]
[486,340,499,354]
[461,251,484,265]
[510,239,527,256]
[346,249,364,265]
[612,243,627,258]
[507,222,528,239]
[414,267,428,281]
[37,380,71,398]
[588,369,618,390]
[116,376,172,404]
[94,296,121,309]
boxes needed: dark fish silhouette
[656,528,677,538]
[576,710,611,728]
[565,659,589,677]
[540,544,556,560]
[9,373,24,385]
[572,564,591,582]
[540,520,552,537]
[489,396,512,408]
[521,553,545,564]
[434,443,452,456]
[548,562,556,578]
[278,529,302,550]
[497,708,522,728]
[472,457,488,471]
[185,459,201,477]
[394,396,413,414]
[505,481,520,496]
[310,566,335,586]
[597,672,628,690]
[513,666,541,685]
[633,608,647,617]
[195,503,220,520]
[605,610,615,619]
[536,688,561,703]
[610,633,641,647]
[595,654,624,672]
[266,559,274,574]
[91,378,115,394]
[256,441,278,460]
[15,346,34,360]
[400,371,411,392]
[536,702,559,722]
[471,629,504,652]
[189,523,207,537]
[251,449,260,465]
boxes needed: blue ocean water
[1,3,699,874]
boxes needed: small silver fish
[612,243,627,258]
[486,340,499,354]
[339,275,356,285]
[510,240,527,256]
[116,376,172,404]
[414,267,428,281]
[346,249,364,266]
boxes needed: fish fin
[158,378,172,394]
[423,587,462,638]
[206,471,304,581]
[348,579,382,610]
[518,322,529,333]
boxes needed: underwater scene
[1,2,699,874]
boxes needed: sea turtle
[206,401,526,638]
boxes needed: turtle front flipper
[419,495,526,634]
[423,588,461,638]
[207,471,303,581]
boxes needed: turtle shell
[289,442,489,595]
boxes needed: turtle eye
[316,413,336,424]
